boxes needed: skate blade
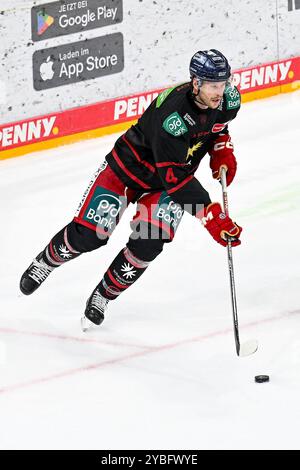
[81,316,98,333]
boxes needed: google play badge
[37,11,54,36]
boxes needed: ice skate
[81,288,109,332]
[20,253,55,295]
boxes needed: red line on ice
[0,327,151,350]
[0,309,299,395]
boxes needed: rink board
[1,56,300,161]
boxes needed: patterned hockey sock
[40,226,82,268]
[98,247,151,300]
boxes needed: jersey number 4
[166,168,178,184]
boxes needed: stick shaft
[220,168,241,355]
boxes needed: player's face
[194,80,227,109]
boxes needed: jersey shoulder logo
[162,112,188,137]
[156,86,176,108]
[224,85,240,110]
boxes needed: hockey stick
[220,167,258,357]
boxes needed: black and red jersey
[106,82,241,214]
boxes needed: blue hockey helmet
[190,49,231,84]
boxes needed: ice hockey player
[20,49,242,331]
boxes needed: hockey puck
[255,375,270,383]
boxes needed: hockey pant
[39,161,184,300]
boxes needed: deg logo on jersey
[163,112,188,137]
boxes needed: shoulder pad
[162,112,188,137]
[223,85,241,110]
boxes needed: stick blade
[239,339,258,357]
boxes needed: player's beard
[195,91,222,109]
[204,95,222,108]
[209,97,222,108]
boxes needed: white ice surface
[0,91,300,450]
